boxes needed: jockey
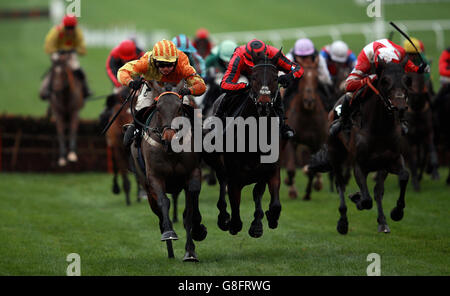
[202,40,238,112]
[205,40,238,75]
[329,38,430,137]
[433,47,450,116]
[99,39,145,128]
[215,39,304,139]
[283,38,333,103]
[117,39,206,147]
[193,28,213,59]
[320,40,357,79]
[403,37,434,94]
[40,14,91,100]
[172,34,206,79]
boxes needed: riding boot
[329,93,352,138]
[73,69,92,99]
[123,108,148,148]
[274,93,295,139]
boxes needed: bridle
[248,63,279,106]
[131,91,184,140]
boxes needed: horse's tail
[308,144,332,173]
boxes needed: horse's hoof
[58,157,67,167]
[192,224,208,241]
[112,183,120,194]
[313,180,323,191]
[361,198,373,210]
[378,224,391,233]
[161,230,178,241]
[432,172,440,181]
[67,152,78,162]
[229,219,243,235]
[266,207,281,229]
[248,221,263,238]
[217,213,230,231]
[126,198,131,206]
[288,188,298,199]
[390,207,404,221]
[349,192,361,204]
[183,252,199,262]
[302,195,311,201]
[337,218,348,235]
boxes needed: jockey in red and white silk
[345,38,419,92]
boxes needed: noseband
[249,63,279,105]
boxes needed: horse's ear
[271,47,283,64]
[173,79,185,93]
[149,80,164,95]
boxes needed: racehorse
[312,59,412,234]
[283,57,328,200]
[105,87,145,205]
[130,83,207,262]
[208,49,284,238]
[48,51,84,166]
[433,84,450,185]
[404,72,440,191]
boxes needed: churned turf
[0,169,448,275]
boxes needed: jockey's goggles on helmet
[155,60,176,68]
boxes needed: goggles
[155,61,176,68]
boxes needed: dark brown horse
[404,72,440,191]
[207,49,284,238]
[105,87,145,205]
[49,51,84,166]
[433,83,450,185]
[317,59,411,234]
[130,86,207,262]
[283,57,328,200]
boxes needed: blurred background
[1,0,449,118]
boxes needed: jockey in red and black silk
[216,39,304,139]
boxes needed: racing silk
[286,50,332,86]
[44,25,86,55]
[117,50,206,96]
[221,45,304,91]
[346,38,419,92]
[439,48,450,84]
[320,45,357,77]
[106,45,144,87]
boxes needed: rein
[366,79,395,112]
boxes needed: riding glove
[278,73,294,88]
[417,63,430,74]
[179,87,192,97]
[128,79,143,90]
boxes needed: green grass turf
[0,169,448,275]
[1,0,450,118]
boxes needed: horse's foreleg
[147,175,177,241]
[188,168,207,243]
[409,145,420,191]
[121,170,130,206]
[428,139,440,180]
[374,170,390,233]
[111,150,121,195]
[214,162,230,231]
[335,168,348,235]
[249,181,266,238]
[172,193,179,223]
[53,111,67,166]
[302,170,314,201]
[67,112,79,162]
[353,164,373,210]
[390,155,409,222]
[284,141,298,199]
[227,182,243,235]
[266,167,282,229]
